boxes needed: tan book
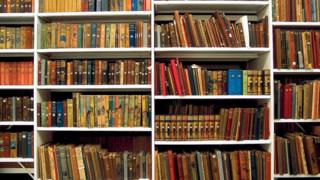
[110,24,116,48]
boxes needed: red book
[82,0,89,11]
[225,108,234,140]
[178,60,187,95]
[265,152,271,180]
[315,32,320,68]
[167,150,176,180]
[160,63,166,95]
[304,0,311,21]
[155,62,159,95]
[289,33,296,69]
[282,84,293,119]
[311,31,319,69]
[170,59,182,95]
[176,154,184,180]
[3,133,10,157]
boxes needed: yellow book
[67,99,73,127]
[75,146,87,180]
[141,95,147,127]
[48,145,58,180]
[135,95,142,127]
[5,27,12,49]
[9,133,17,157]
[110,23,116,48]
[103,95,109,127]
[242,70,248,95]
[0,27,6,49]
[76,0,81,12]
[89,96,95,128]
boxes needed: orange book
[29,61,33,85]
[66,24,71,48]
[126,0,131,11]
[100,24,106,48]
[72,24,78,48]
[5,62,9,85]
[25,27,33,49]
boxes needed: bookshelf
[0,0,318,179]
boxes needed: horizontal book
[273,0,320,22]
[38,144,151,180]
[274,79,320,120]
[0,96,33,121]
[0,131,33,158]
[155,58,270,96]
[38,58,151,85]
[275,132,320,175]
[155,150,271,180]
[40,0,151,12]
[155,11,268,48]
[41,22,151,48]
[0,0,34,13]
[37,94,151,128]
[0,61,33,85]
[155,105,270,141]
[0,26,33,49]
[274,29,320,69]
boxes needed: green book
[105,24,111,48]
[77,24,83,48]
[243,70,248,95]
[41,102,47,127]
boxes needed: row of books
[0,131,33,158]
[40,0,151,12]
[273,0,320,22]
[274,79,320,120]
[0,61,33,85]
[155,59,271,95]
[275,133,320,175]
[37,94,151,128]
[38,59,151,85]
[0,26,33,49]
[41,22,151,48]
[0,96,33,121]
[0,0,33,13]
[155,150,271,180]
[274,29,320,69]
[155,11,268,48]
[38,144,151,180]
[155,106,269,141]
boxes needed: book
[155,104,270,141]
[156,150,271,180]
[273,28,320,69]
[275,132,320,175]
[273,0,320,22]
[38,58,151,85]
[0,60,33,85]
[0,0,34,13]
[37,93,151,128]
[41,22,150,48]
[39,144,151,180]
[40,0,150,12]
[0,131,33,158]
[155,59,270,96]
[274,79,320,120]
[0,96,33,121]
[155,11,269,48]
[0,26,33,49]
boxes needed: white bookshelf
[0,85,34,90]
[155,140,272,145]
[37,127,152,132]
[271,2,320,180]
[272,22,320,27]
[274,69,320,75]
[0,122,34,126]
[0,158,34,163]
[37,85,152,92]
[274,174,320,178]
[3,0,320,179]
[155,95,271,100]
[274,119,320,123]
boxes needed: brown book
[303,135,320,174]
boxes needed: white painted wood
[0,158,34,163]
[272,22,320,27]
[37,127,152,132]
[0,122,34,126]
[155,140,272,145]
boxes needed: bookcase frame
[0,0,319,179]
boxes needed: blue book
[57,101,64,127]
[311,0,317,22]
[109,96,114,126]
[251,151,257,180]
[12,97,16,121]
[26,132,32,158]
[88,0,95,11]
[101,0,109,11]
[228,69,242,95]
[132,0,138,11]
[52,101,57,127]
[96,0,102,11]
[129,24,135,47]
[87,60,92,85]
[91,24,97,48]
[91,61,95,85]
[119,0,123,11]
[56,147,64,180]
[187,66,196,95]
